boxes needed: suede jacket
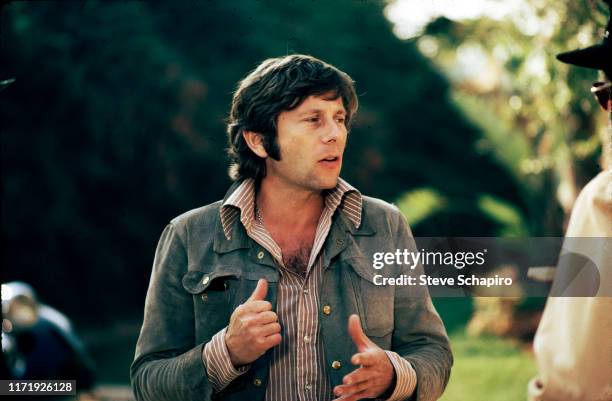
[130,182,453,401]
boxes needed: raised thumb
[247,279,268,302]
[348,314,371,351]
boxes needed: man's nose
[321,117,343,143]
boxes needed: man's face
[264,93,347,192]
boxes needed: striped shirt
[203,178,417,401]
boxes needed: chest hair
[281,240,312,276]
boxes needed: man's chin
[318,176,339,190]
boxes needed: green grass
[431,297,538,401]
[440,332,537,401]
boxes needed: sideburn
[263,134,282,161]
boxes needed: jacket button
[253,378,262,387]
[201,293,208,301]
[257,251,265,260]
[331,360,342,370]
[202,276,210,285]
[322,305,332,315]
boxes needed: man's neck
[255,177,325,233]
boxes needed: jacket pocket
[345,257,395,338]
[182,267,241,341]
[182,268,241,303]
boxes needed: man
[131,54,452,401]
[528,2,612,400]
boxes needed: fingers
[333,348,396,400]
[351,351,375,367]
[258,322,282,337]
[233,310,279,333]
[333,387,369,401]
[225,279,282,366]
[260,333,282,349]
[333,366,382,400]
[226,315,281,365]
[241,280,272,312]
[347,314,371,351]
[253,310,279,325]
[240,299,273,313]
[248,333,281,359]
[247,279,268,301]
[341,367,369,386]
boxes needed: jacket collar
[213,181,251,254]
[213,179,376,255]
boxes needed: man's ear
[243,131,269,158]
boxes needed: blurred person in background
[1,281,97,400]
[528,1,612,400]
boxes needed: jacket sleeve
[390,207,453,401]
[130,223,214,401]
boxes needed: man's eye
[306,117,319,123]
[336,117,346,123]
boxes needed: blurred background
[1,0,609,400]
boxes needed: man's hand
[225,279,282,367]
[333,314,395,401]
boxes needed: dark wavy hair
[226,54,358,181]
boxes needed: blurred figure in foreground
[528,1,612,400]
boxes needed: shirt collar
[220,177,362,240]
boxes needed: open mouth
[319,156,340,167]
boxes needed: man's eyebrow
[298,108,346,116]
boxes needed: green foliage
[451,91,531,181]
[396,188,447,226]
[413,0,609,236]
[477,195,529,237]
